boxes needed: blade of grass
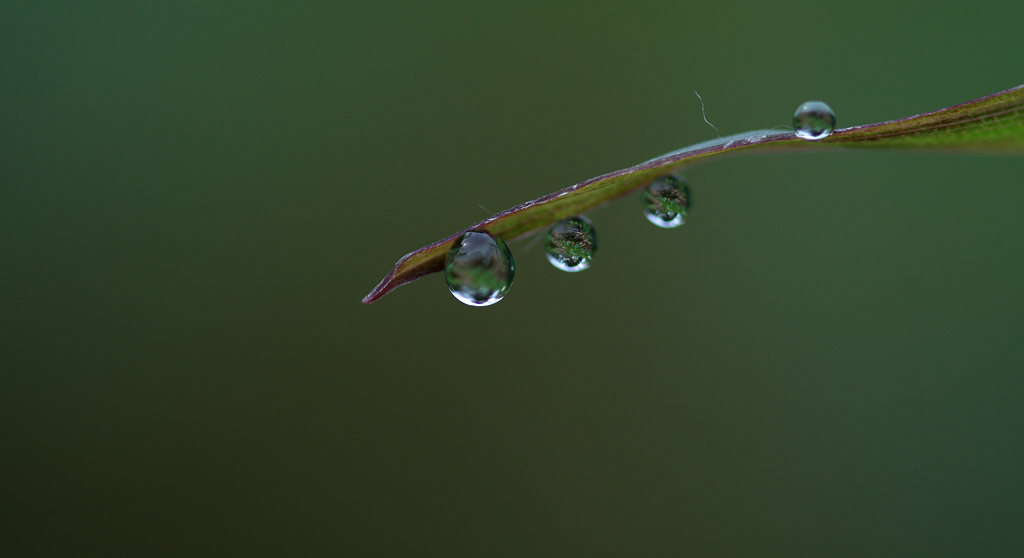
[364,83,1024,304]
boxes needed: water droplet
[642,175,692,228]
[793,100,836,140]
[545,216,598,272]
[445,229,514,306]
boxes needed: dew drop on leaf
[793,100,836,140]
[642,175,692,228]
[444,229,515,306]
[545,216,598,272]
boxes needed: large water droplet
[445,229,515,306]
[545,216,598,272]
[793,100,836,140]
[642,175,692,228]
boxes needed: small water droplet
[445,229,514,306]
[793,100,836,140]
[642,175,692,228]
[545,216,598,272]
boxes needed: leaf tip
[362,270,396,304]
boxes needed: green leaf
[363,84,1024,304]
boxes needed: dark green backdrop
[3,1,1023,555]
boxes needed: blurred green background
[3,1,1023,555]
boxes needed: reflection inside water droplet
[545,216,598,272]
[445,229,514,306]
[793,100,836,140]
[642,175,692,228]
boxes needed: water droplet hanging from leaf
[642,175,692,228]
[444,230,515,306]
[545,216,598,272]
